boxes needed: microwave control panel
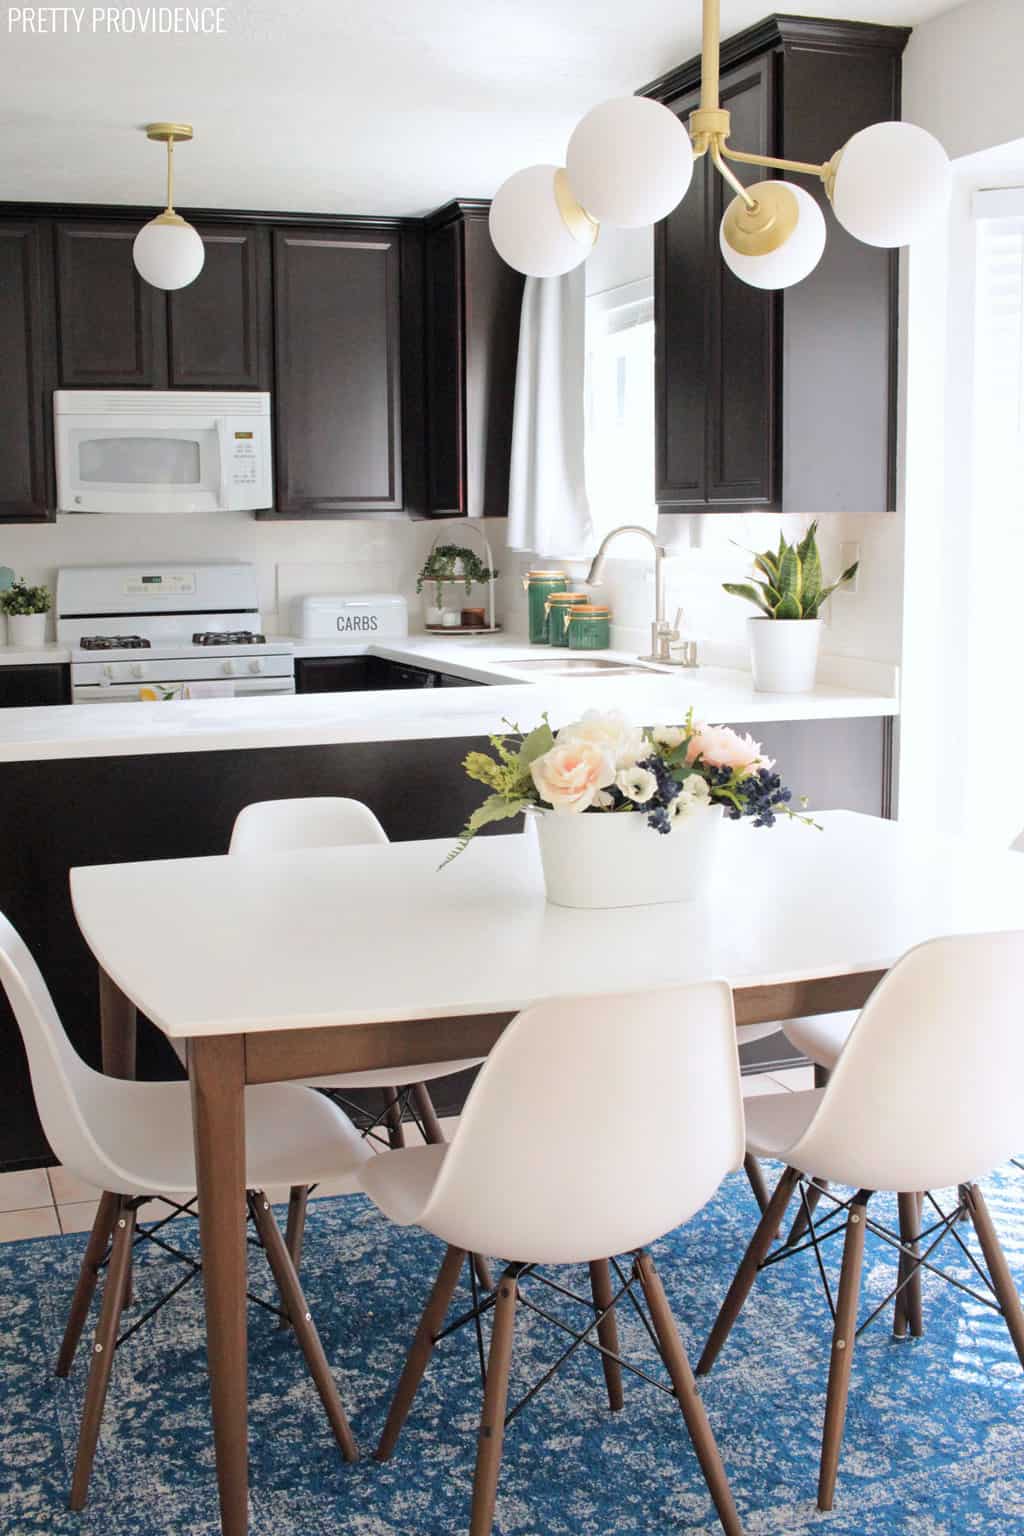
[230,430,259,488]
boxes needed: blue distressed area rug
[1,1166,1023,1535]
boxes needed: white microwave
[54,390,274,514]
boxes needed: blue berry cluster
[731,766,793,827]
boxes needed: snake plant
[722,523,858,620]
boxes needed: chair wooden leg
[409,1082,493,1292]
[376,1245,467,1461]
[56,1191,120,1378]
[818,1193,868,1511]
[964,1182,1024,1370]
[894,1192,924,1339]
[635,1250,743,1535]
[383,1087,406,1149]
[698,1165,801,1377]
[469,1268,518,1536]
[69,1201,136,1510]
[786,1179,827,1248]
[589,1260,624,1412]
[250,1192,359,1462]
[277,1185,310,1331]
[742,1153,770,1214]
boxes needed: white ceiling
[0,0,962,216]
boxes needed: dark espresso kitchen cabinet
[642,16,909,513]
[271,228,405,515]
[167,224,271,389]
[424,201,524,517]
[0,664,70,708]
[56,218,271,392]
[55,221,168,386]
[0,222,54,521]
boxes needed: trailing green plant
[416,544,498,607]
[0,578,50,616]
[722,522,858,620]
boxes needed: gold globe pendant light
[133,123,206,291]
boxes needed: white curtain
[507,267,594,559]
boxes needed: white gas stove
[57,563,295,703]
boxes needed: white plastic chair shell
[0,910,372,1199]
[746,931,1024,1192]
[362,981,745,1266]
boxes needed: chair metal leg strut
[69,1200,138,1510]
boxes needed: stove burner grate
[79,635,152,651]
[191,631,267,646]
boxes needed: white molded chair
[697,931,1024,1513]
[224,797,489,1287]
[0,909,371,1510]
[363,983,748,1536]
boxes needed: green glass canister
[566,603,612,651]
[523,570,568,644]
[544,591,588,647]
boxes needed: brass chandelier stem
[700,0,720,112]
[165,138,175,214]
[721,144,828,181]
[710,140,758,212]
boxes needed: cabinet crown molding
[639,13,911,104]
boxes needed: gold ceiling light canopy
[132,122,205,291]
[489,0,952,290]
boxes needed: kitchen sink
[508,657,663,677]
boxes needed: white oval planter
[7,612,47,647]
[748,617,821,693]
[530,803,722,909]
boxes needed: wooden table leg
[98,968,137,1080]
[98,968,137,1305]
[190,1034,250,1536]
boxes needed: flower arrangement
[723,522,857,620]
[447,707,816,862]
[0,578,50,616]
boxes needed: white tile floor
[0,1074,808,1244]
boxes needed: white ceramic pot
[530,803,722,909]
[7,612,47,647]
[748,617,821,693]
[424,604,445,626]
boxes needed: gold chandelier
[489,0,952,289]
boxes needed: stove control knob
[129,662,144,679]
[101,665,114,685]
[248,658,264,675]
[221,659,236,677]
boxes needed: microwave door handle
[216,417,231,513]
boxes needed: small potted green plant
[0,577,51,648]
[416,543,497,626]
[723,523,858,693]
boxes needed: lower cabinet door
[0,664,71,707]
[295,657,371,693]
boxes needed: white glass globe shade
[488,165,593,278]
[831,121,951,248]
[566,96,693,227]
[132,218,205,290]
[719,180,826,291]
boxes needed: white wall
[903,0,1024,162]
[0,514,512,638]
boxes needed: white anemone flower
[615,765,658,805]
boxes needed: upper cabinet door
[167,224,271,390]
[0,222,54,522]
[655,56,777,510]
[55,222,167,386]
[272,228,403,515]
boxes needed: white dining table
[69,810,1024,1534]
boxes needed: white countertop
[0,641,70,665]
[0,633,898,763]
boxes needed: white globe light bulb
[488,165,595,278]
[719,180,826,291]
[566,96,693,227]
[133,216,205,291]
[831,121,951,248]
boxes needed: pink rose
[531,740,616,814]
[685,723,773,775]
